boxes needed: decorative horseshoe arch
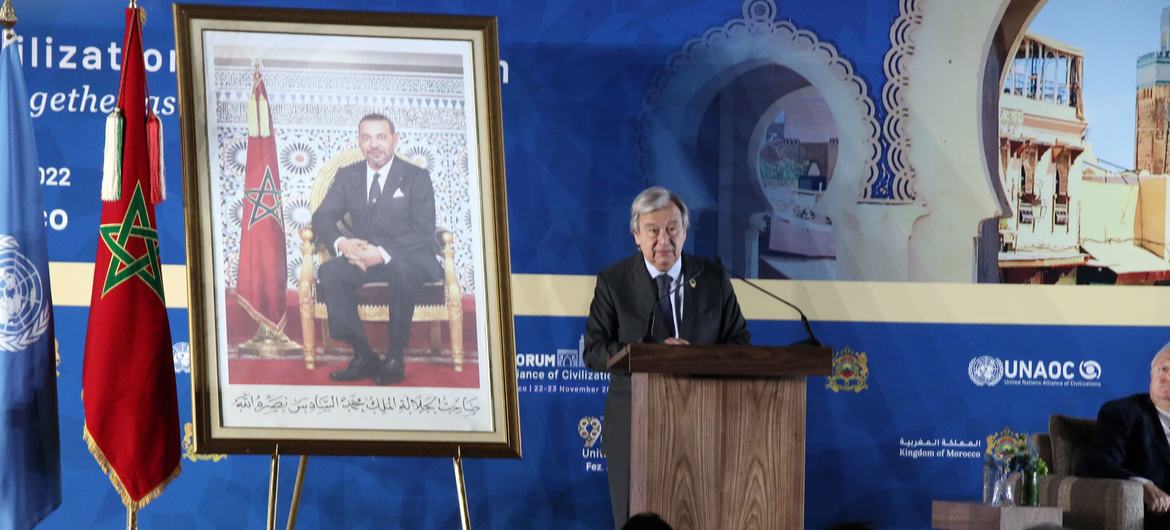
[892,0,1043,282]
[639,0,1043,282]
[637,0,881,278]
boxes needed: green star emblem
[244,166,284,230]
[100,182,164,300]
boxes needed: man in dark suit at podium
[1078,342,1170,520]
[312,113,441,385]
[583,186,750,529]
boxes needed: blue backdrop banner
[10,0,1170,528]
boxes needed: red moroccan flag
[236,68,288,331]
[82,7,180,509]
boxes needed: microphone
[640,264,706,344]
[724,266,821,347]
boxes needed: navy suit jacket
[1077,393,1170,491]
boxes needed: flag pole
[114,6,141,501]
[125,506,137,530]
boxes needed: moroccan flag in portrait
[81,7,180,509]
[236,67,289,332]
[0,26,61,529]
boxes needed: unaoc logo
[968,355,1102,387]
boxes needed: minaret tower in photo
[1135,7,1170,173]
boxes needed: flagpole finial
[127,1,147,26]
[0,0,17,32]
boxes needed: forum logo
[578,416,602,448]
[968,355,1102,388]
[556,334,586,368]
[578,416,605,473]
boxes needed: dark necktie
[368,172,381,212]
[656,273,676,338]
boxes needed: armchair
[1033,414,1143,530]
[296,149,464,372]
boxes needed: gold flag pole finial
[0,0,17,39]
[127,0,146,25]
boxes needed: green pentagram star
[244,166,284,230]
[100,182,164,300]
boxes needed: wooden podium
[608,342,831,530]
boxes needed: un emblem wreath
[968,355,1004,387]
[0,236,50,352]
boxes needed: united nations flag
[0,19,62,529]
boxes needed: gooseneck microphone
[726,268,821,347]
[640,265,706,343]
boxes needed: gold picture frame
[174,3,518,457]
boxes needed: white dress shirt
[365,158,394,198]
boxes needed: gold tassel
[101,110,124,202]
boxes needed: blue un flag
[0,31,61,530]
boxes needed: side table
[931,500,1062,529]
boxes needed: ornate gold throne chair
[297,149,464,371]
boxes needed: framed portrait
[174,3,518,457]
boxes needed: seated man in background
[1078,342,1170,518]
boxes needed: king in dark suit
[311,113,441,385]
[583,186,750,529]
[1078,344,1170,518]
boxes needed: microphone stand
[727,270,821,347]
